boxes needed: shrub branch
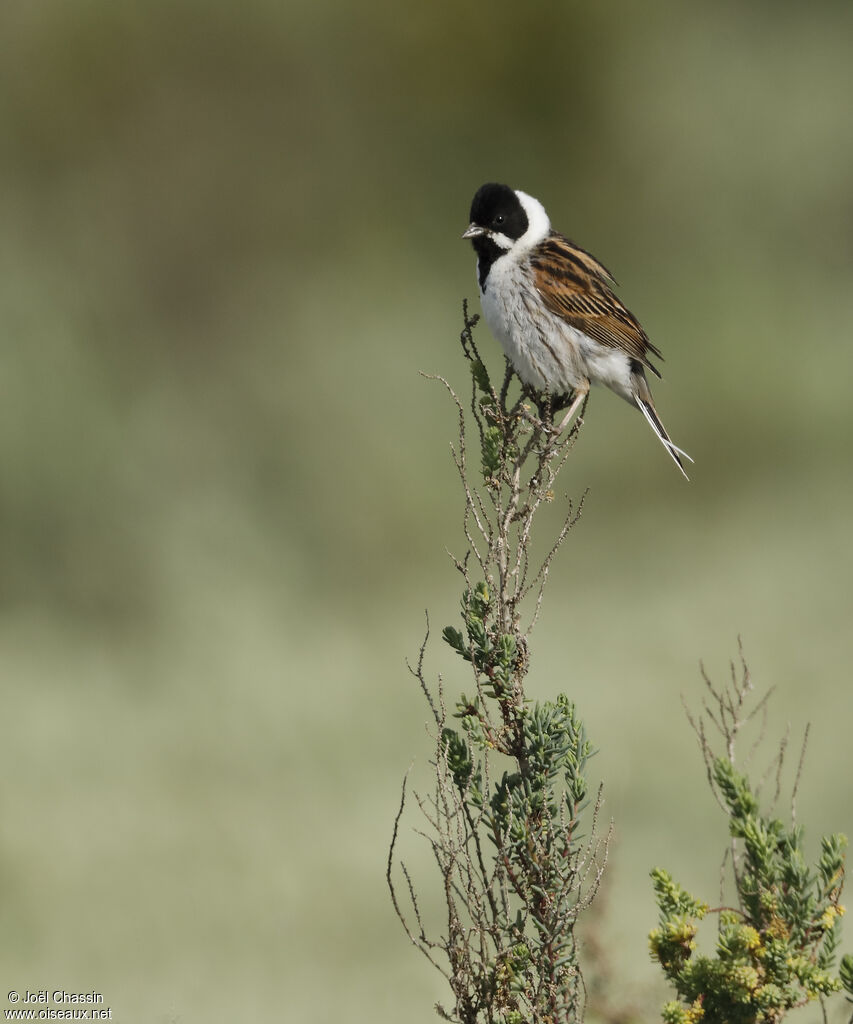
[388,302,607,1024]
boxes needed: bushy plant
[650,654,852,1024]
[387,305,607,1023]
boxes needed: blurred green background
[1,2,852,1021]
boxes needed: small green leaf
[840,952,853,996]
[481,424,503,479]
[470,357,491,396]
[441,625,469,659]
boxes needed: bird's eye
[495,214,504,226]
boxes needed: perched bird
[462,182,691,477]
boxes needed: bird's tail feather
[636,398,692,480]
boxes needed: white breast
[478,253,587,394]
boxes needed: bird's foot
[526,389,571,429]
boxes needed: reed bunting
[463,182,691,477]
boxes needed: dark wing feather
[529,232,663,375]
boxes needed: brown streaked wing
[529,232,663,370]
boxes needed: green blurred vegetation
[1,2,851,1021]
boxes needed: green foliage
[441,581,519,698]
[651,756,848,1023]
[841,951,853,999]
[436,571,599,1020]
[469,358,510,482]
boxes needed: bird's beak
[462,223,486,240]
